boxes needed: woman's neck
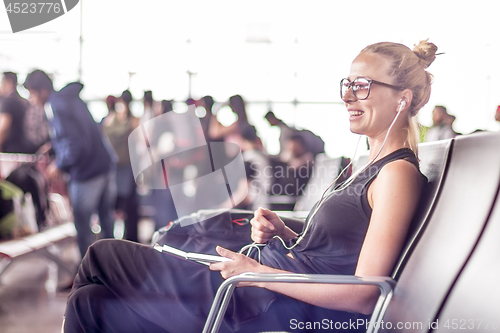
[367,130,409,162]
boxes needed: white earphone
[398,100,406,112]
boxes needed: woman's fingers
[210,246,237,272]
[250,208,284,243]
[258,207,279,221]
[250,220,275,243]
[215,246,237,259]
[251,208,276,230]
[210,246,261,281]
[251,231,273,243]
[257,207,284,229]
[250,216,275,231]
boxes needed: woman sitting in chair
[63,40,437,333]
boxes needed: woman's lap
[66,239,225,332]
[65,284,168,333]
[65,239,347,332]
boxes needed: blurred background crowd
[1,66,499,249]
[1,1,500,330]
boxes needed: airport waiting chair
[293,155,349,212]
[353,154,370,173]
[390,139,452,279]
[203,132,500,333]
[432,182,500,333]
[379,132,500,333]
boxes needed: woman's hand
[209,246,262,285]
[250,207,286,244]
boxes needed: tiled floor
[0,248,77,333]
[0,219,156,333]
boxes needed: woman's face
[344,52,402,139]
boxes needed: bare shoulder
[371,158,424,206]
[377,158,422,186]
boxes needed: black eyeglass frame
[340,77,404,100]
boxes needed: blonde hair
[361,40,438,155]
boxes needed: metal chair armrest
[203,272,396,333]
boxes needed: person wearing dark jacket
[24,70,117,258]
[0,72,31,153]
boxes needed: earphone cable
[240,107,404,256]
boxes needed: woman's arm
[211,160,423,315]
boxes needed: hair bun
[413,39,438,68]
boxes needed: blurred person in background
[119,89,137,123]
[495,105,500,124]
[425,105,457,141]
[0,72,20,102]
[265,110,296,155]
[274,133,314,200]
[208,94,252,147]
[280,134,314,169]
[0,72,50,230]
[197,95,214,141]
[160,99,173,114]
[297,128,325,157]
[443,113,460,136]
[101,94,117,124]
[0,72,31,153]
[100,95,117,143]
[265,110,324,158]
[142,90,154,124]
[23,102,50,154]
[102,91,140,242]
[148,98,178,231]
[240,124,270,210]
[23,70,116,258]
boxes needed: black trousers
[63,239,304,333]
[64,239,228,332]
[115,190,139,242]
[64,239,366,333]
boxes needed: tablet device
[153,243,232,266]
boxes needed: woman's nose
[342,86,357,103]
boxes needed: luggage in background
[0,179,38,240]
[6,163,49,229]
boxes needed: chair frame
[203,273,395,333]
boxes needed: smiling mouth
[349,111,364,117]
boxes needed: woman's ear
[398,89,413,112]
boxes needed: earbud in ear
[398,100,406,112]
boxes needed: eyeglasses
[340,77,404,100]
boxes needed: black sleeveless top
[227,148,426,329]
[259,148,424,275]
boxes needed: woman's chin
[349,126,364,135]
